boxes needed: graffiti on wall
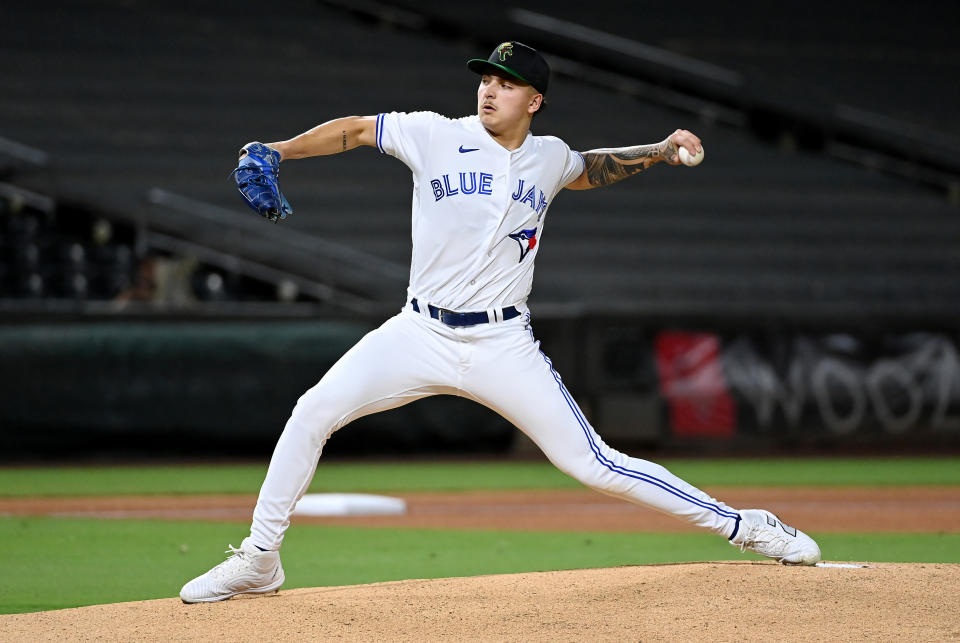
[654,330,960,437]
[722,333,960,436]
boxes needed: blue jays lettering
[430,172,494,199]
[430,175,549,219]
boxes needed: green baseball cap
[467,41,550,95]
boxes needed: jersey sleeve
[559,145,586,188]
[375,111,439,174]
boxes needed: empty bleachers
[2,1,958,322]
[0,186,134,300]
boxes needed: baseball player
[180,41,820,603]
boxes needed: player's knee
[285,391,341,441]
[552,455,607,490]
[555,453,630,494]
[574,467,612,492]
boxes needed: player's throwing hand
[662,128,703,165]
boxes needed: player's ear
[528,93,543,115]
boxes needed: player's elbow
[563,170,594,191]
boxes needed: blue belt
[411,298,520,327]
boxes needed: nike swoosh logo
[459,146,479,153]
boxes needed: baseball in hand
[678,146,704,167]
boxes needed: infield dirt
[3,561,958,641]
[2,486,958,532]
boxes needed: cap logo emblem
[497,42,514,61]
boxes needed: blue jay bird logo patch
[508,228,538,262]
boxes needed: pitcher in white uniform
[180,41,821,604]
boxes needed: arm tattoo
[341,130,348,152]
[581,141,675,187]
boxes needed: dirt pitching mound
[4,562,958,641]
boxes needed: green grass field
[2,456,959,497]
[1,457,958,614]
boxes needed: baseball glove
[232,142,293,222]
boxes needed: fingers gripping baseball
[662,129,704,166]
[232,142,294,222]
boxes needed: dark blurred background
[2,0,959,461]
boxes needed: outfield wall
[0,321,514,459]
[3,318,959,459]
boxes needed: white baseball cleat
[180,537,285,603]
[730,509,821,566]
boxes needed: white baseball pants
[249,306,741,550]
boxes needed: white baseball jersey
[375,112,585,311]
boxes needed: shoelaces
[206,544,249,580]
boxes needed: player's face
[477,74,542,131]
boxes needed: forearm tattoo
[341,130,348,152]
[581,141,677,187]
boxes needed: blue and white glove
[232,142,293,223]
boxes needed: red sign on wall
[655,331,736,438]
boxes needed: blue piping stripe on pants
[540,352,740,521]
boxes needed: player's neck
[482,120,531,151]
